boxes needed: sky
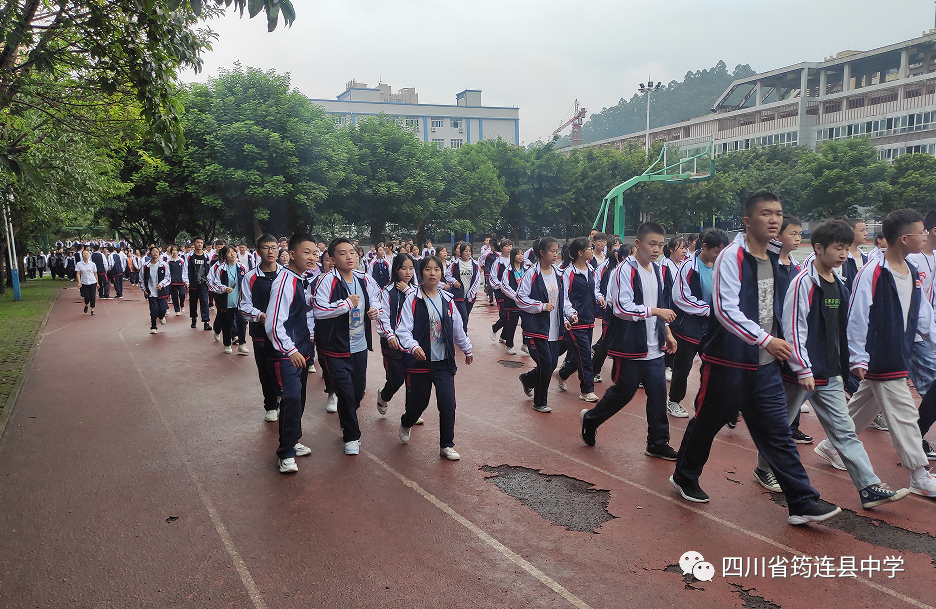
[182,0,936,145]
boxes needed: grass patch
[0,278,63,414]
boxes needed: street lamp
[638,77,662,156]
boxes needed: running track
[0,287,934,608]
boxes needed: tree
[797,138,891,219]
[887,153,936,213]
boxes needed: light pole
[638,77,662,156]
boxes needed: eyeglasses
[257,245,276,251]
[902,230,930,238]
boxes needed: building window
[450,119,463,129]
[431,119,443,129]
[450,139,463,149]
[431,139,445,148]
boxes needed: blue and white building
[310,81,520,148]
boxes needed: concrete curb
[0,286,60,439]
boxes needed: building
[564,30,936,162]
[310,81,520,148]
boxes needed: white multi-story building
[311,81,520,148]
[564,31,936,162]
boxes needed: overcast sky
[182,0,936,144]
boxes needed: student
[445,242,482,333]
[497,245,528,356]
[660,236,686,381]
[873,231,887,256]
[76,250,98,315]
[236,243,253,270]
[592,243,632,384]
[482,235,499,305]
[589,232,608,270]
[208,245,249,354]
[839,218,869,292]
[265,233,317,474]
[376,253,419,417]
[184,237,212,331]
[670,192,842,527]
[488,239,513,343]
[421,241,436,259]
[846,208,936,497]
[141,246,171,334]
[517,237,575,413]
[313,238,381,455]
[367,243,392,289]
[103,245,123,298]
[396,255,473,460]
[310,253,337,412]
[668,228,729,419]
[684,234,699,261]
[277,249,291,267]
[90,244,111,299]
[580,222,679,461]
[554,238,604,402]
[239,234,283,422]
[166,246,186,316]
[766,218,910,508]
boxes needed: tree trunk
[252,216,262,243]
[415,223,426,250]
[369,219,384,246]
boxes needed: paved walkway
[1,287,934,608]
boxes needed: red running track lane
[0,287,934,608]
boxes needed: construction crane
[551,100,587,147]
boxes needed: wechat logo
[679,550,715,582]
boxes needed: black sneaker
[860,484,910,508]
[753,467,781,492]
[519,375,533,398]
[83,305,88,313]
[788,503,842,526]
[645,443,678,461]
[923,439,936,461]
[204,322,211,331]
[726,418,737,429]
[191,319,197,328]
[580,409,595,446]
[670,475,709,503]
[791,429,813,444]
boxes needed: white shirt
[892,267,914,331]
[76,261,98,285]
[146,263,161,298]
[637,264,661,360]
[542,269,561,341]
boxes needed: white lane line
[362,448,594,609]
[118,327,269,609]
[461,412,934,609]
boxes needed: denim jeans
[908,340,936,396]
[758,377,880,491]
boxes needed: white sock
[911,466,929,482]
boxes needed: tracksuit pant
[215,307,246,347]
[273,356,309,459]
[148,296,168,328]
[674,362,821,516]
[592,320,610,377]
[558,326,594,394]
[189,284,210,322]
[402,360,457,447]
[668,335,700,404]
[380,354,406,404]
[520,337,561,408]
[320,350,368,442]
[108,271,123,298]
[97,272,110,298]
[253,339,280,411]
[583,356,669,448]
[847,378,930,471]
[500,308,520,348]
[454,300,474,334]
[491,292,506,336]
[170,284,186,312]
[908,340,936,438]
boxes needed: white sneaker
[910,470,936,497]
[506,347,517,355]
[149,328,157,334]
[594,373,603,383]
[490,329,497,342]
[814,438,846,470]
[264,409,278,422]
[399,425,411,443]
[415,417,425,425]
[553,370,567,392]
[224,346,233,354]
[870,413,888,431]
[325,393,338,413]
[377,395,389,415]
[160,317,166,325]
[520,344,529,356]
[666,400,690,418]
[278,457,298,473]
[294,443,312,457]
[238,344,249,354]
[665,367,673,382]
[440,447,460,460]
[344,440,361,455]
[175,311,181,316]
[214,332,221,342]
[579,392,599,402]
[801,402,811,413]
[308,363,316,373]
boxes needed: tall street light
[638,77,662,156]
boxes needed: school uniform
[517,264,575,409]
[265,268,315,460]
[90,250,111,298]
[396,288,472,447]
[312,269,382,444]
[445,258,482,333]
[208,260,248,347]
[557,264,603,395]
[184,253,212,323]
[376,282,417,408]
[240,265,283,413]
[672,233,824,517]
[141,261,171,328]
[421,247,436,259]
[482,251,499,305]
[590,258,617,377]
[489,255,510,337]
[581,257,672,448]
[367,256,392,289]
[846,255,936,473]
[669,254,715,405]
[495,264,525,348]
[167,258,186,312]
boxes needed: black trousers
[454,299,474,334]
[97,272,110,298]
[273,355,309,459]
[380,354,406,403]
[559,326,595,394]
[501,308,520,348]
[402,360,457,447]
[252,339,280,410]
[148,296,168,328]
[583,356,670,447]
[215,308,246,346]
[189,284,210,322]
[320,350,368,442]
[520,337,561,407]
[592,320,610,376]
[80,284,96,308]
[108,271,123,297]
[668,335,700,404]
[170,284,186,312]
